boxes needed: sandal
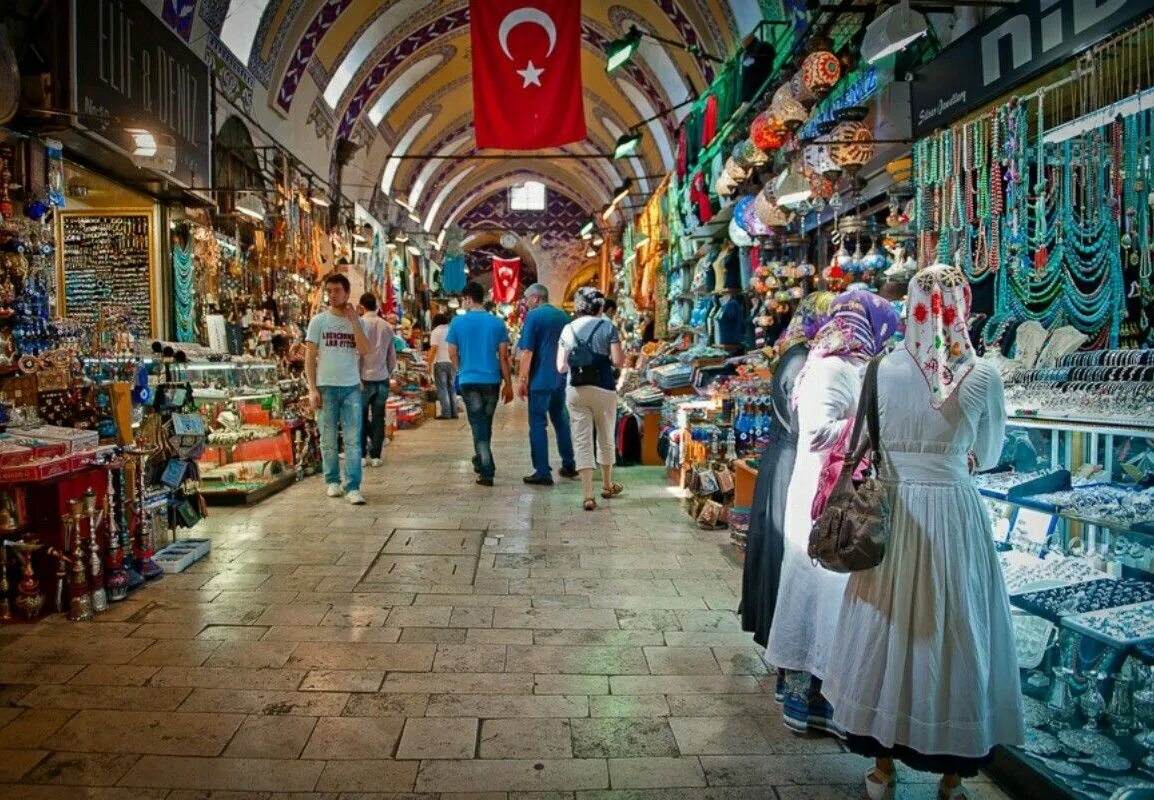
[864,767,896,800]
[600,482,624,499]
[583,498,597,511]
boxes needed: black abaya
[740,342,809,647]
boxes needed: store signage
[71,0,211,187]
[799,65,885,140]
[911,0,1154,137]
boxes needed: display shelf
[199,472,295,505]
[1007,413,1154,439]
[978,488,1154,539]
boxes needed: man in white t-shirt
[427,312,457,419]
[305,273,371,504]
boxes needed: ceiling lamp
[754,187,794,229]
[774,167,812,209]
[606,27,643,72]
[125,128,158,157]
[801,50,841,100]
[585,246,598,258]
[531,232,542,245]
[829,121,876,175]
[613,132,642,159]
[733,139,769,168]
[579,219,595,238]
[751,112,787,151]
[406,244,422,256]
[308,188,330,207]
[770,84,807,131]
[804,140,842,181]
[861,0,929,64]
[234,192,265,221]
[789,72,817,110]
[394,229,410,243]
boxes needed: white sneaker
[362,457,369,467]
[346,490,366,505]
[370,458,383,468]
[381,437,391,448]
[326,484,344,498]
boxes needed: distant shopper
[428,313,457,419]
[305,273,371,505]
[358,293,396,468]
[556,287,624,511]
[447,282,513,486]
[516,284,576,485]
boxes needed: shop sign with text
[911,0,1154,137]
[71,0,211,187]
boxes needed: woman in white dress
[822,265,1024,800]
[765,290,900,735]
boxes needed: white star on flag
[516,60,544,87]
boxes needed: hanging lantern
[754,187,793,229]
[734,138,769,168]
[829,121,876,176]
[723,157,751,183]
[771,84,808,131]
[804,140,842,182]
[751,112,787,151]
[728,217,753,247]
[736,195,771,237]
[789,71,817,109]
[801,50,841,99]
[714,172,739,197]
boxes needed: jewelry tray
[1063,599,1154,647]
[1012,579,1154,621]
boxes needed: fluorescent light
[579,219,595,237]
[309,186,330,207]
[861,0,928,64]
[234,192,266,221]
[531,232,542,245]
[125,128,157,157]
[612,180,631,205]
[606,28,641,72]
[614,132,642,159]
[592,235,604,246]
[634,235,651,249]
[386,241,397,250]
[406,244,422,256]
[586,246,598,258]
[394,196,413,211]
[353,233,367,243]
[774,168,812,208]
[408,212,421,223]
[353,245,372,254]
[394,229,409,243]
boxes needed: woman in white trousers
[556,287,625,511]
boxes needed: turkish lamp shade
[886,156,913,184]
[789,71,817,109]
[728,217,754,247]
[751,111,787,151]
[801,50,841,99]
[829,121,876,175]
[754,187,793,229]
[715,171,739,197]
[723,157,751,183]
[771,84,808,131]
[804,140,842,181]
[734,138,769,167]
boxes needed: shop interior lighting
[407,212,421,224]
[606,28,642,72]
[394,229,410,243]
[406,244,422,256]
[861,0,928,64]
[613,133,642,160]
[353,245,372,254]
[634,234,651,249]
[308,187,330,207]
[592,235,605,246]
[773,167,813,208]
[125,128,158,157]
[386,239,397,250]
[585,246,598,258]
[579,219,595,238]
[531,232,542,245]
[234,192,266,221]
[394,196,413,211]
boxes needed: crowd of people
[741,265,1024,800]
[303,274,625,510]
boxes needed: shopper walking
[447,282,513,486]
[516,284,577,485]
[427,313,457,419]
[740,291,834,651]
[358,293,396,468]
[305,273,372,505]
[556,287,624,511]
[822,266,1023,800]
[764,290,900,734]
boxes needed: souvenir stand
[905,16,1154,798]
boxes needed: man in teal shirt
[446,282,513,486]
[516,284,576,485]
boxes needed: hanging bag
[807,356,889,573]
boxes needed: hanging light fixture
[861,0,928,64]
[585,245,598,258]
[125,128,158,157]
[801,49,841,99]
[751,112,787,151]
[770,84,807,131]
[234,192,266,221]
[829,121,876,175]
[606,27,643,72]
[774,166,812,208]
[613,132,642,159]
[394,229,410,243]
[754,187,794,229]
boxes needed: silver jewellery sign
[910,0,1154,138]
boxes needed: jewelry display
[59,215,152,339]
[1015,580,1154,620]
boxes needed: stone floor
[0,403,1014,799]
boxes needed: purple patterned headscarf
[791,290,901,407]
[775,291,835,355]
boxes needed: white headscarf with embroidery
[904,264,977,409]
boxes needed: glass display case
[981,402,1154,798]
[166,360,296,505]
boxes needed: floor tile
[570,718,679,758]
[222,714,318,758]
[479,718,572,758]
[607,756,706,789]
[396,717,479,759]
[415,759,608,793]
[46,710,243,756]
[302,716,405,760]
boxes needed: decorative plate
[1057,728,1121,757]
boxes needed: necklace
[172,240,196,343]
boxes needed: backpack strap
[578,318,608,349]
[845,355,883,472]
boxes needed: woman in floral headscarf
[741,291,834,651]
[764,289,900,737]
[822,266,1023,800]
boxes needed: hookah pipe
[114,461,143,591]
[125,446,162,581]
[78,493,108,613]
[0,542,12,623]
[61,512,92,622]
[45,545,70,613]
[103,473,128,602]
[4,539,45,621]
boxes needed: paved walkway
[0,403,1012,799]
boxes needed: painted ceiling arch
[210,0,750,233]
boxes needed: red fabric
[676,128,688,178]
[470,0,586,149]
[491,256,521,303]
[702,94,718,146]
[690,171,713,223]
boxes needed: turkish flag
[491,256,521,303]
[470,0,586,149]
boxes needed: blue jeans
[434,362,458,418]
[461,383,500,479]
[318,384,363,491]
[528,387,575,478]
[361,380,389,459]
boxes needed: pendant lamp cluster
[720,37,879,244]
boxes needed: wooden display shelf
[200,472,296,506]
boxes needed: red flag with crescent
[470,0,586,149]
[491,256,521,303]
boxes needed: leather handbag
[807,355,889,573]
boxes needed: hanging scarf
[792,289,900,408]
[774,291,835,355]
[904,264,977,409]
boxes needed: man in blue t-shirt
[516,284,576,485]
[446,282,512,486]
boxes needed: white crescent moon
[498,7,556,61]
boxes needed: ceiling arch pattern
[367,46,455,129]
[275,0,352,113]
[445,171,591,232]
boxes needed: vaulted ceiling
[207,0,765,234]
